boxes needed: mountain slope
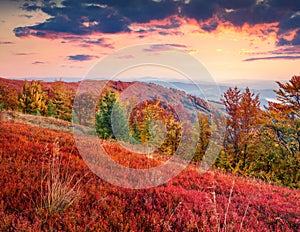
[0,121,299,231]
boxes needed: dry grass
[38,140,85,215]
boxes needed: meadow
[0,121,299,231]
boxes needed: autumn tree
[130,98,182,156]
[51,81,74,121]
[19,81,48,115]
[257,76,300,187]
[221,87,261,171]
[0,83,19,111]
[73,92,98,126]
[222,87,241,157]
[275,75,300,119]
[238,88,261,167]
[193,113,211,162]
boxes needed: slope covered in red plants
[0,121,299,231]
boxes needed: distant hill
[0,77,213,115]
[148,80,277,107]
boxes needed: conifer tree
[96,89,117,139]
[51,81,74,121]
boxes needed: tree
[257,76,300,187]
[129,98,182,156]
[0,83,19,111]
[193,113,211,162]
[238,87,261,168]
[96,89,117,139]
[274,75,300,119]
[51,82,74,121]
[221,87,261,171]
[73,92,98,126]
[47,100,56,118]
[19,81,48,115]
[222,87,241,156]
[111,101,131,143]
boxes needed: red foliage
[0,122,299,231]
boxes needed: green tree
[96,89,117,139]
[47,100,56,118]
[111,101,131,143]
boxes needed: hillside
[0,121,299,231]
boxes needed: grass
[39,141,82,215]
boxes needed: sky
[0,0,299,83]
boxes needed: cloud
[217,0,256,10]
[13,0,300,46]
[200,19,219,32]
[19,14,33,19]
[0,41,14,45]
[68,54,98,61]
[143,43,187,52]
[116,55,135,60]
[272,46,300,55]
[278,29,300,46]
[15,52,33,55]
[32,61,45,64]
[180,0,216,21]
[15,1,132,37]
[243,55,300,62]
[81,38,113,48]
[60,36,113,48]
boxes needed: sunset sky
[0,0,299,83]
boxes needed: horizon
[0,75,284,89]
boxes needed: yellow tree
[193,113,211,162]
[130,98,182,156]
[19,81,48,115]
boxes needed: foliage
[217,76,299,188]
[193,112,211,162]
[0,83,19,111]
[47,100,56,118]
[0,122,299,231]
[73,92,98,126]
[220,87,261,172]
[96,88,118,139]
[252,76,300,188]
[129,98,182,156]
[19,81,48,115]
[50,81,74,121]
